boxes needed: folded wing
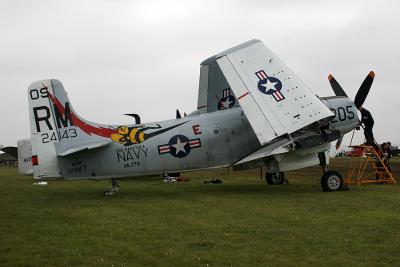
[216,40,333,145]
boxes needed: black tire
[321,171,343,192]
[266,172,285,185]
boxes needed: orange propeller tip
[369,71,375,78]
[328,74,333,80]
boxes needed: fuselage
[58,108,261,179]
[321,96,360,134]
[57,95,359,180]
[27,38,366,183]
[28,78,359,180]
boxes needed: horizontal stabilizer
[55,140,111,157]
[17,139,33,175]
[216,40,333,145]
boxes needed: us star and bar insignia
[255,70,285,102]
[158,135,201,158]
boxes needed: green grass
[0,158,400,266]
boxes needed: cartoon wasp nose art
[111,122,189,146]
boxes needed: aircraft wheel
[266,172,285,185]
[321,171,343,192]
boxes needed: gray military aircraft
[27,40,374,195]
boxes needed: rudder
[28,79,62,179]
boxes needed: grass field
[1,158,400,266]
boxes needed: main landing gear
[318,152,344,192]
[265,172,286,185]
[103,178,120,196]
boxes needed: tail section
[17,139,33,175]
[29,80,61,178]
[28,79,116,179]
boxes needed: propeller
[328,71,375,106]
[354,71,375,109]
[328,74,348,97]
[327,71,375,149]
[335,137,343,150]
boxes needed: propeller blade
[335,136,343,150]
[354,71,375,108]
[176,109,182,119]
[328,74,348,97]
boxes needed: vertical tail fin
[29,80,62,178]
[28,79,117,179]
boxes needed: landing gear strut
[103,178,119,196]
[318,152,344,192]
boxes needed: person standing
[359,106,374,145]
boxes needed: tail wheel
[321,171,343,192]
[266,172,285,185]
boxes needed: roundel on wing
[257,76,282,95]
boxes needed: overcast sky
[1,0,399,150]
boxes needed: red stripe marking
[32,155,38,166]
[260,71,267,79]
[237,91,250,100]
[276,91,284,100]
[256,70,268,80]
[47,91,117,138]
